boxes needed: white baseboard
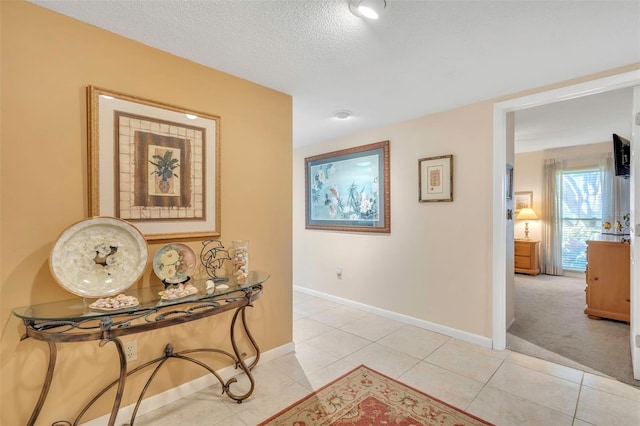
[294,285,493,349]
[81,342,295,426]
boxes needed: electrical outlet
[124,340,137,362]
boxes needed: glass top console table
[13,270,269,426]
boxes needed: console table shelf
[12,270,269,426]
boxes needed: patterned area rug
[258,365,493,425]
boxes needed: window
[561,168,602,270]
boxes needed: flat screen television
[613,133,630,178]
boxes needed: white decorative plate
[153,243,197,284]
[49,217,148,297]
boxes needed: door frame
[492,69,640,353]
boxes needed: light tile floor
[136,291,640,425]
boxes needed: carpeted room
[508,273,637,388]
[510,137,638,389]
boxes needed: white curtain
[600,153,630,233]
[541,159,564,275]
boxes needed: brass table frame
[14,280,265,426]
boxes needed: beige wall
[294,67,639,344]
[294,102,496,339]
[514,142,612,242]
[0,2,292,425]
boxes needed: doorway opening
[492,70,640,379]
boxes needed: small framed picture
[506,164,514,201]
[418,155,453,202]
[514,191,533,214]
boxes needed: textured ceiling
[29,0,640,150]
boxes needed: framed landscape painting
[87,86,221,240]
[305,141,390,233]
[514,191,533,214]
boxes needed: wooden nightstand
[514,239,540,276]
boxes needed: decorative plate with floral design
[49,217,148,297]
[153,243,197,284]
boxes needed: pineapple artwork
[148,146,181,196]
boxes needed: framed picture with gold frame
[514,191,533,214]
[418,154,453,202]
[87,86,221,241]
[305,141,390,233]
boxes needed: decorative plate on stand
[153,243,197,284]
[49,217,148,297]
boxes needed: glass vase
[232,240,249,284]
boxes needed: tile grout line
[572,373,586,424]
[461,356,506,411]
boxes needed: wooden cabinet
[585,240,630,323]
[514,239,540,276]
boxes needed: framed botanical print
[87,86,221,240]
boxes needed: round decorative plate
[153,243,197,284]
[49,217,148,298]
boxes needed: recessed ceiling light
[334,110,352,120]
[349,0,389,20]
[185,113,198,120]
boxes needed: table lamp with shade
[517,207,538,239]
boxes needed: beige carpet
[508,273,639,388]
